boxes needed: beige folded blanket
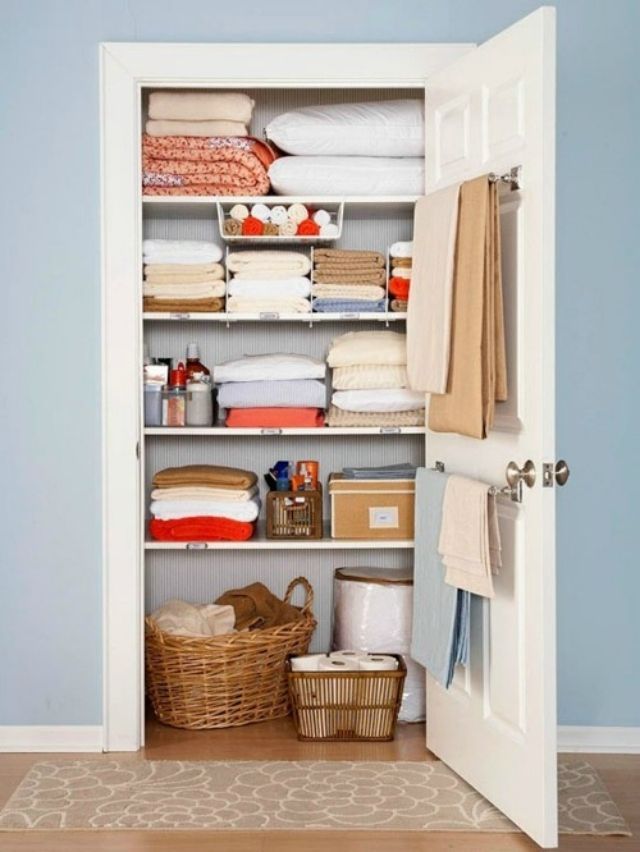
[148,91,255,123]
[143,296,224,313]
[227,251,311,276]
[326,405,425,427]
[226,296,311,314]
[313,269,386,285]
[143,281,226,298]
[145,119,248,137]
[153,464,258,490]
[314,249,384,266]
[144,262,223,276]
[312,284,385,300]
[150,485,259,502]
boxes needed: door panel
[424,8,557,847]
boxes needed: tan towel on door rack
[428,176,507,438]
[438,475,502,599]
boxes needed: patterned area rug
[0,759,630,834]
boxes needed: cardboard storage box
[328,474,415,540]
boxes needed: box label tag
[369,506,399,529]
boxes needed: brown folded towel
[391,299,408,312]
[223,218,242,236]
[263,222,279,236]
[313,270,386,285]
[314,249,384,266]
[143,296,224,313]
[215,582,302,630]
[152,464,258,490]
[391,257,412,268]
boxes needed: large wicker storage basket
[145,577,316,730]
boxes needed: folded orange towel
[149,516,255,541]
[225,408,325,428]
[389,276,410,300]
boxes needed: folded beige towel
[144,262,222,276]
[153,464,257,490]
[148,91,255,123]
[428,177,507,438]
[227,251,311,276]
[332,364,409,390]
[145,119,248,137]
[143,296,224,313]
[326,405,425,427]
[143,281,226,299]
[144,271,224,286]
[150,485,258,502]
[313,269,386,285]
[438,475,501,599]
[312,284,385,300]
[314,249,384,265]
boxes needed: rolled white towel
[251,203,271,222]
[391,267,412,279]
[287,202,308,224]
[313,209,331,227]
[390,240,413,258]
[320,223,339,238]
[279,220,298,236]
[270,205,288,225]
[229,204,250,222]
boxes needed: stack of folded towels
[142,91,275,196]
[312,249,387,313]
[226,250,312,314]
[215,353,327,428]
[149,464,260,541]
[388,241,413,312]
[143,239,225,313]
[325,331,425,427]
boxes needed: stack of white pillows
[266,99,425,196]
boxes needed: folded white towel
[390,240,413,258]
[226,296,312,314]
[331,388,425,412]
[438,475,502,599]
[150,485,259,502]
[228,278,311,299]
[391,267,412,279]
[143,239,223,264]
[215,353,326,383]
[150,496,261,522]
[227,251,311,276]
[327,331,407,368]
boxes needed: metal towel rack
[433,459,535,504]
[488,165,522,191]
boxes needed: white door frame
[99,41,474,751]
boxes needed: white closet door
[423,8,557,848]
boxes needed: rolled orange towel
[389,276,410,300]
[242,215,265,236]
[297,218,320,236]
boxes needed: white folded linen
[150,496,261,522]
[145,119,248,137]
[150,485,259,502]
[332,364,409,390]
[228,278,311,299]
[226,296,311,314]
[143,281,226,298]
[311,284,385,301]
[390,241,413,258]
[150,600,236,637]
[391,267,412,279]
[215,353,326,384]
[331,388,425,412]
[148,91,255,124]
[327,331,407,368]
[227,250,311,276]
[142,239,223,263]
[218,379,326,409]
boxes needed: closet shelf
[142,312,407,323]
[142,194,419,206]
[144,426,426,437]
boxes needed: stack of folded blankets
[142,91,275,196]
[148,464,260,541]
[226,250,312,314]
[143,239,225,312]
[215,353,327,428]
[326,331,425,427]
[388,241,413,312]
[312,249,387,313]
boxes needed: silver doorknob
[555,460,570,486]
[506,460,536,489]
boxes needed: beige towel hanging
[428,176,507,439]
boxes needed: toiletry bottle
[162,363,187,426]
[186,373,214,426]
[186,343,210,380]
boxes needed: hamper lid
[334,566,413,585]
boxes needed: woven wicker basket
[145,577,316,730]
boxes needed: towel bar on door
[433,459,535,503]
[488,165,522,191]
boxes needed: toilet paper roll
[290,654,327,672]
[329,649,368,662]
[359,654,399,671]
[318,656,360,672]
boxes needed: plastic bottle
[186,373,214,426]
[162,362,187,426]
[185,343,210,380]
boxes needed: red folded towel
[225,408,325,428]
[389,276,410,300]
[149,516,255,541]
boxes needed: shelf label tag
[339,312,359,320]
[259,312,280,320]
[186,542,208,550]
[369,507,399,529]
[169,312,190,320]
[261,428,283,435]
[379,426,402,434]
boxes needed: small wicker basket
[145,578,316,730]
[287,654,406,741]
[266,486,323,540]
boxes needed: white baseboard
[558,725,640,754]
[0,726,103,753]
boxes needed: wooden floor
[0,717,638,851]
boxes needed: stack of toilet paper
[290,650,398,672]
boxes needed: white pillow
[269,157,424,196]
[266,100,424,157]
[214,353,326,383]
[332,389,425,413]
[327,331,407,368]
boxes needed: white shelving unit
[143,311,407,322]
[145,426,425,436]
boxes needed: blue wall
[1,0,638,727]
